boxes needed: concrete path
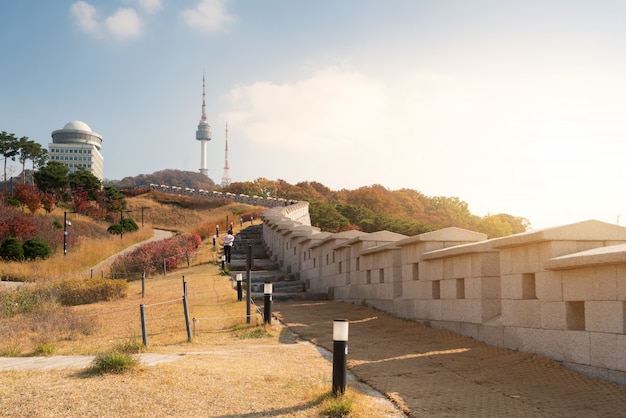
[0,353,185,371]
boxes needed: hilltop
[107,170,529,238]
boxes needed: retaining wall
[262,202,626,385]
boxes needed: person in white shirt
[223,230,235,263]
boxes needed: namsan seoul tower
[196,76,211,176]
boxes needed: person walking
[223,230,235,263]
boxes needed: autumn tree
[34,161,69,201]
[13,184,41,213]
[17,137,44,184]
[69,167,102,200]
[0,131,21,194]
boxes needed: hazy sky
[2,0,626,230]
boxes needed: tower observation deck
[196,76,211,176]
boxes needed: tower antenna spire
[221,122,232,187]
[201,74,207,121]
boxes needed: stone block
[617,265,626,300]
[458,322,480,339]
[535,271,563,301]
[414,299,442,321]
[590,332,619,370]
[478,324,504,347]
[540,302,568,330]
[440,278,461,300]
[509,244,541,274]
[473,252,500,277]
[502,326,524,351]
[501,299,541,328]
[465,276,500,299]
[474,298,501,322]
[562,266,617,301]
[423,259,443,281]
[501,273,536,300]
[519,328,561,358]
[442,299,473,322]
[561,331,591,364]
[586,301,626,334]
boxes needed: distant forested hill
[106,172,528,238]
[106,169,215,191]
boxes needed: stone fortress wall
[262,201,626,386]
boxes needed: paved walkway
[274,300,626,418]
[0,353,184,371]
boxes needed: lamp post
[332,319,349,396]
[236,273,243,301]
[263,282,273,325]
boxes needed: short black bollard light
[212,235,216,247]
[221,255,226,271]
[263,282,273,325]
[236,273,243,301]
[332,319,349,396]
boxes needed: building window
[379,268,385,283]
[366,270,371,284]
[356,257,360,270]
[412,263,419,280]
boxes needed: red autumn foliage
[13,184,41,213]
[109,233,202,280]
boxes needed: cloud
[70,1,100,36]
[221,67,393,154]
[105,8,143,39]
[71,2,144,39]
[137,0,162,14]
[181,0,234,32]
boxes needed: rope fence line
[142,298,183,308]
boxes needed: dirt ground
[273,300,626,418]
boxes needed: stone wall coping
[395,226,487,246]
[308,230,365,249]
[545,243,626,270]
[491,219,626,249]
[421,239,499,260]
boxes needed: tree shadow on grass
[211,393,328,418]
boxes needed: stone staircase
[227,224,326,301]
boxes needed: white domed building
[49,121,104,181]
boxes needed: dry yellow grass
[0,244,404,417]
[0,197,405,417]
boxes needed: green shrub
[5,196,20,207]
[113,338,145,354]
[107,219,138,235]
[52,219,62,229]
[121,218,139,232]
[0,287,44,318]
[238,327,273,339]
[22,237,51,260]
[107,223,122,234]
[91,352,138,373]
[0,345,22,357]
[319,391,355,417]
[32,342,59,356]
[0,237,24,261]
[55,278,128,306]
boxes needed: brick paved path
[274,300,626,418]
